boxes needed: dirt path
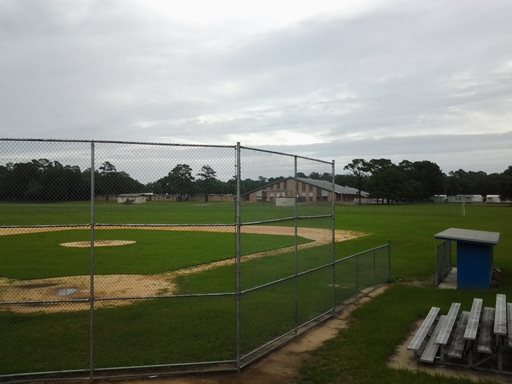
[96,285,387,384]
[0,226,366,313]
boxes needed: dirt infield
[0,226,366,313]
[60,240,137,247]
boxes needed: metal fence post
[387,240,391,283]
[447,240,452,274]
[355,253,359,292]
[372,249,376,283]
[434,241,439,286]
[294,156,299,333]
[331,160,336,312]
[89,141,95,382]
[235,142,241,371]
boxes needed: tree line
[341,159,512,203]
[0,158,511,202]
[0,159,280,202]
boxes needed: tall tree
[196,165,217,202]
[95,161,145,199]
[500,166,512,200]
[169,164,195,200]
[344,159,370,204]
[369,166,410,204]
[99,161,117,173]
[403,160,444,200]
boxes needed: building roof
[244,177,368,197]
[435,228,500,245]
[297,178,369,197]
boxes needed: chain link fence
[0,138,390,382]
[435,239,452,286]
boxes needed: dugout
[435,228,500,290]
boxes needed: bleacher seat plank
[477,307,495,354]
[436,302,461,345]
[508,303,512,347]
[420,315,446,363]
[447,311,469,359]
[464,298,483,341]
[494,294,506,336]
[408,307,440,351]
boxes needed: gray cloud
[0,0,511,173]
[262,131,512,174]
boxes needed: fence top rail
[1,139,332,165]
[0,223,236,229]
[336,243,390,263]
[0,137,236,149]
[241,214,332,226]
[240,145,333,165]
[241,262,332,294]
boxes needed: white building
[117,193,153,204]
[486,195,502,203]
[447,194,483,203]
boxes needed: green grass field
[0,201,511,382]
[0,229,309,280]
[0,201,329,226]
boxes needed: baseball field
[1,201,511,382]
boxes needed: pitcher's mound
[60,240,136,248]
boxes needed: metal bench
[410,295,511,373]
[436,302,460,345]
[464,298,483,341]
[408,306,440,357]
[494,294,506,336]
[508,303,512,348]
[447,311,469,359]
[493,294,507,371]
[420,315,446,363]
[477,307,495,354]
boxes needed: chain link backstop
[0,138,390,382]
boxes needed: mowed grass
[1,202,512,381]
[2,201,510,283]
[0,229,309,280]
[0,201,329,226]
[335,203,512,287]
[297,203,512,384]
[298,285,499,384]
[0,296,236,373]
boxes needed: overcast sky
[1,0,511,175]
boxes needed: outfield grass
[0,201,328,226]
[335,203,512,287]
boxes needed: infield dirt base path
[0,226,365,313]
